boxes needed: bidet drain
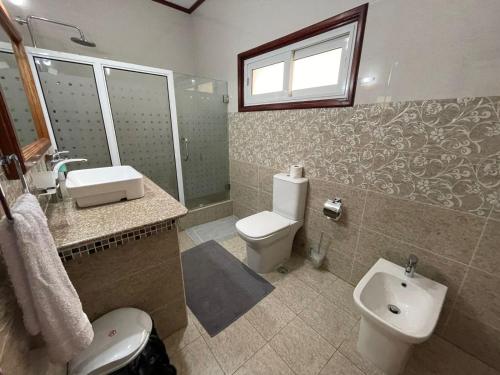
[388,304,401,314]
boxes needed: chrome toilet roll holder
[323,198,343,221]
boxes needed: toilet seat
[69,307,152,375]
[235,211,294,241]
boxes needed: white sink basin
[66,166,144,208]
[353,258,447,374]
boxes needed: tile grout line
[356,225,499,276]
[349,189,369,283]
[231,315,298,375]
[467,207,493,267]
[337,323,372,375]
[442,206,493,329]
[199,334,227,374]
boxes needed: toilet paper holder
[323,198,343,221]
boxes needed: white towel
[0,194,93,363]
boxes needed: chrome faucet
[404,254,418,278]
[47,149,70,166]
[52,158,88,175]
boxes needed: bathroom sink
[354,258,447,343]
[353,258,447,374]
[66,166,145,208]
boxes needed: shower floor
[184,215,238,244]
[185,191,230,210]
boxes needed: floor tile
[270,316,335,375]
[273,274,319,314]
[219,235,247,262]
[321,278,360,319]
[170,336,224,375]
[338,324,385,375]
[234,344,294,375]
[319,351,365,375]
[164,310,201,354]
[291,261,338,293]
[245,293,296,341]
[403,334,500,375]
[178,230,196,252]
[261,254,306,285]
[202,317,266,374]
[187,308,206,336]
[299,295,357,348]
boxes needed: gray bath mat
[181,240,274,336]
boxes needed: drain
[388,304,401,314]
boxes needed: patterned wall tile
[376,97,500,158]
[368,150,498,216]
[230,96,500,216]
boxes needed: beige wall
[192,0,500,112]
[1,0,196,73]
[229,96,500,371]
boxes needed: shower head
[15,15,97,48]
[70,36,96,47]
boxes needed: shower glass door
[104,68,179,199]
[174,73,229,209]
[34,58,112,169]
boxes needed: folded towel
[0,194,94,363]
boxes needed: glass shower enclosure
[174,73,229,209]
[0,41,230,208]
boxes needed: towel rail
[0,154,30,222]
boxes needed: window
[238,4,368,111]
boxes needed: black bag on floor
[112,327,176,375]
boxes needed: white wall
[191,0,500,112]
[0,0,197,73]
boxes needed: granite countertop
[46,177,187,249]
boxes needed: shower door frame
[0,41,186,203]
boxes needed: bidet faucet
[404,254,418,278]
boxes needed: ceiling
[152,0,206,14]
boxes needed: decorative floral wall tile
[369,150,498,216]
[376,97,500,158]
[229,96,500,216]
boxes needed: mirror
[0,51,38,147]
[0,0,51,178]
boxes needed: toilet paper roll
[289,165,303,178]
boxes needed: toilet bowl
[236,173,308,273]
[69,307,152,375]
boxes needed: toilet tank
[272,173,308,221]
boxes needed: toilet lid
[69,307,152,375]
[236,211,293,239]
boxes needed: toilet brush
[310,231,327,268]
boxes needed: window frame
[237,4,368,112]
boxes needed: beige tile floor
[168,231,499,375]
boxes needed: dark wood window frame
[237,3,368,112]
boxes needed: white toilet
[69,308,152,375]
[236,173,308,273]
